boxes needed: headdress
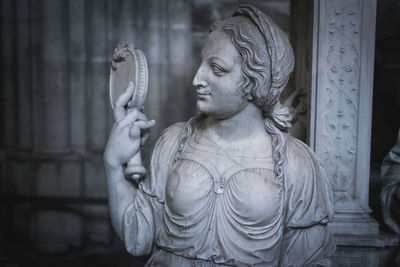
[233,5,294,130]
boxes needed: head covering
[232,5,294,130]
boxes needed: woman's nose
[192,66,208,88]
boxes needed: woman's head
[211,5,295,188]
[211,16,270,110]
[192,29,248,119]
[210,5,295,130]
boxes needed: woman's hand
[104,82,155,169]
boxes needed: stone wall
[0,0,194,263]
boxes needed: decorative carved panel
[320,0,362,201]
[310,0,378,235]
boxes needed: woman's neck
[202,103,268,145]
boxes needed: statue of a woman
[380,129,400,234]
[104,5,336,266]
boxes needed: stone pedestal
[309,0,379,236]
[333,234,400,266]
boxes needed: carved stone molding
[310,0,379,235]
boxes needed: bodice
[123,121,335,267]
[157,129,285,266]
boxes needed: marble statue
[103,5,336,266]
[380,129,400,234]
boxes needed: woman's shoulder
[285,135,317,162]
[149,122,187,157]
[156,115,205,143]
[139,121,187,202]
[283,134,326,184]
[283,134,334,226]
[158,121,187,140]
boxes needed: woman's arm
[103,82,155,240]
[279,224,336,267]
[104,160,136,240]
[281,136,336,266]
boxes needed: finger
[115,81,134,107]
[137,111,148,122]
[113,82,134,121]
[140,132,149,146]
[128,120,154,139]
[125,164,146,180]
[134,119,155,130]
[126,107,147,122]
[118,108,139,128]
[114,104,125,122]
[129,123,138,139]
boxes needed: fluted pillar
[69,0,87,151]
[1,0,17,148]
[146,0,170,136]
[42,0,69,152]
[16,0,33,149]
[167,0,192,124]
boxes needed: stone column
[146,0,170,136]
[86,0,110,152]
[309,0,379,235]
[42,0,69,152]
[167,0,192,124]
[16,0,32,149]
[69,0,87,152]
[1,0,17,148]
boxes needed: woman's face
[192,30,248,120]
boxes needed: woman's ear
[247,94,253,101]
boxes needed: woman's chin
[196,101,209,114]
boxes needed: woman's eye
[211,64,225,75]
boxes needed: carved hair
[209,9,295,188]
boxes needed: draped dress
[122,119,336,266]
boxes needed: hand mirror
[110,42,148,111]
[109,42,149,180]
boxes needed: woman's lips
[197,91,211,99]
